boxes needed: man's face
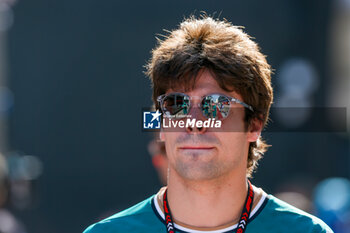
[160,70,260,181]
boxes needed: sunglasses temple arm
[157,95,165,102]
[231,98,254,112]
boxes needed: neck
[166,167,248,228]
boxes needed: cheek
[163,133,179,158]
[218,132,249,157]
[220,107,246,132]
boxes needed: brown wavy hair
[145,15,273,177]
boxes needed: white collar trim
[153,191,267,233]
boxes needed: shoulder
[256,195,333,233]
[83,195,163,233]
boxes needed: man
[83,16,333,233]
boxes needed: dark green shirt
[83,192,333,233]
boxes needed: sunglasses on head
[157,93,254,120]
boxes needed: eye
[201,94,231,120]
[162,93,190,118]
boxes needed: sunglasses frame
[157,92,254,119]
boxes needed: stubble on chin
[172,153,235,182]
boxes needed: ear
[247,118,263,142]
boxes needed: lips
[178,146,215,149]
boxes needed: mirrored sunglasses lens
[201,95,230,120]
[162,94,190,118]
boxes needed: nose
[185,105,208,134]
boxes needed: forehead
[166,69,241,99]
